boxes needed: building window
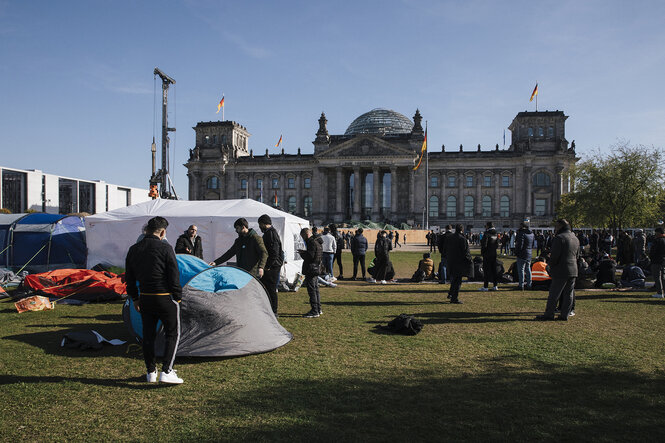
[429,196,439,217]
[287,177,295,189]
[448,176,456,187]
[548,126,554,137]
[256,178,263,190]
[430,176,439,187]
[240,179,247,190]
[221,134,227,144]
[287,196,296,213]
[303,177,311,189]
[535,198,546,216]
[464,195,474,217]
[533,172,551,186]
[538,127,544,137]
[465,175,473,187]
[204,135,210,145]
[446,195,456,217]
[304,196,312,216]
[528,127,533,137]
[2,170,26,213]
[272,178,279,189]
[483,175,491,187]
[501,175,510,187]
[79,182,95,214]
[500,196,510,217]
[213,135,218,144]
[482,195,492,217]
[207,176,219,189]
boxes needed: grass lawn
[1,250,664,442]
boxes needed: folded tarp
[23,269,126,302]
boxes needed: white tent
[85,199,310,283]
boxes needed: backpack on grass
[384,314,423,335]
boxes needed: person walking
[649,226,665,298]
[212,218,267,279]
[394,230,401,248]
[330,224,344,279]
[480,222,499,291]
[444,224,472,303]
[350,228,368,280]
[258,214,283,316]
[514,220,535,290]
[125,216,183,384]
[299,227,323,317]
[175,224,203,259]
[536,219,580,321]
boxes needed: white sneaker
[380,280,387,284]
[330,277,337,282]
[368,278,376,283]
[652,293,664,299]
[146,370,157,383]
[328,282,337,288]
[569,311,576,317]
[159,370,183,384]
[492,286,499,291]
[479,287,488,292]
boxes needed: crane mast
[150,67,177,199]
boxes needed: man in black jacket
[650,226,665,298]
[174,225,203,259]
[444,224,472,303]
[299,227,323,317]
[536,219,580,321]
[212,218,268,278]
[125,216,183,384]
[258,214,283,315]
[350,228,368,280]
[480,222,499,291]
[514,220,535,290]
[437,225,453,283]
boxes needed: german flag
[216,95,225,113]
[275,134,282,148]
[529,83,538,102]
[413,129,427,171]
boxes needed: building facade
[0,166,150,214]
[185,108,577,228]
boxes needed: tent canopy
[85,199,310,283]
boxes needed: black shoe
[447,294,452,299]
[303,310,320,318]
[450,299,463,304]
[535,315,555,321]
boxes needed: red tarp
[23,269,126,301]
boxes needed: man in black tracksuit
[299,227,323,318]
[258,214,283,316]
[480,222,500,291]
[125,216,183,384]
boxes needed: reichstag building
[184,108,577,228]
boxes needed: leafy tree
[557,142,665,230]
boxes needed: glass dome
[344,108,413,136]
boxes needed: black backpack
[384,314,423,335]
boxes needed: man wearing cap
[514,220,535,290]
[536,219,580,321]
[258,214,283,315]
[125,216,183,384]
[212,218,268,279]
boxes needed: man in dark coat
[372,230,393,283]
[536,219,580,321]
[258,214,283,316]
[480,221,499,291]
[649,226,665,298]
[437,225,453,283]
[514,220,535,290]
[299,227,323,317]
[330,224,345,279]
[444,224,472,304]
[174,225,203,259]
[212,218,268,278]
[350,228,368,280]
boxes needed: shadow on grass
[197,358,665,441]
[366,311,540,326]
[324,300,441,307]
[0,374,178,390]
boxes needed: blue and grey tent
[2,213,86,273]
[0,213,27,267]
[123,254,292,357]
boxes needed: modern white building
[0,166,151,214]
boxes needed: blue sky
[1,0,664,193]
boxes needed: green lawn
[1,251,664,442]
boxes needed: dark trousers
[448,273,463,301]
[352,254,366,278]
[139,294,180,373]
[651,264,665,294]
[261,267,280,314]
[545,277,576,318]
[304,274,321,313]
[335,252,343,277]
[483,255,498,288]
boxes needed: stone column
[296,173,302,215]
[319,168,328,220]
[494,171,500,216]
[525,167,532,215]
[475,171,482,216]
[353,167,361,219]
[336,167,343,216]
[409,170,415,215]
[390,166,397,219]
[457,173,463,219]
[440,170,446,218]
[372,166,380,219]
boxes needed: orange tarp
[23,269,126,299]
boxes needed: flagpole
[425,121,429,230]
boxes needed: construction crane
[150,67,178,199]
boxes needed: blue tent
[6,213,87,273]
[123,254,292,357]
[0,213,27,267]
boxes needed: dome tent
[85,199,310,285]
[123,254,292,357]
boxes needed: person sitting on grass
[411,253,434,282]
[530,255,551,291]
[594,253,617,288]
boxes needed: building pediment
[316,135,416,159]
